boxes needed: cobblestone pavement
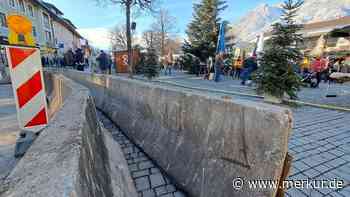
[286,107,350,197]
[98,111,186,197]
[0,85,19,181]
[159,75,350,109]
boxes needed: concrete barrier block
[63,70,293,197]
[1,74,137,197]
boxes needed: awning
[329,25,350,38]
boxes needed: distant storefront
[113,49,140,73]
[263,16,350,54]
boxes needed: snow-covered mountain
[230,0,350,45]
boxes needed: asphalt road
[0,85,19,181]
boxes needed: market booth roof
[329,25,350,38]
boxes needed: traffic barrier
[63,70,293,197]
[1,73,137,197]
[5,46,48,132]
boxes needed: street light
[131,22,136,31]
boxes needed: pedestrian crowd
[201,53,258,85]
[198,52,350,88]
[41,48,113,74]
[301,54,350,87]
[41,48,88,71]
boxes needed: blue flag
[216,23,226,54]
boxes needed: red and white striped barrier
[5,45,48,132]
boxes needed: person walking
[74,48,84,71]
[96,50,109,74]
[241,55,258,85]
[214,54,224,82]
[234,57,243,79]
[64,49,74,68]
[204,57,213,80]
[166,51,173,76]
[311,56,326,87]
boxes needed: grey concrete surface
[0,67,10,85]
[0,85,19,182]
[63,70,293,197]
[1,74,137,197]
[153,75,350,197]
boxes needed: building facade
[226,16,350,55]
[297,16,350,53]
[0,0,85,55]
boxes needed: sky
[45,0,281,49]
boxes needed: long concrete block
[64,71,293,197]
[1,74,137,197]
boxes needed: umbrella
[216,23,226,54]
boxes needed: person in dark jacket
[64,49,74,67]
[241,56,258,85]
[214,54,224,82]
[96,50,109,74]
[74,48,84,71]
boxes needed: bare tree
[110,25,128,51]
[142,30,160,51]
[151,8,177,57]
[95,0,154,77]
[166,37,182,55]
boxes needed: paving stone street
[98,111,187,197]
[287,107,350,197]
[158,74,350,108]
[0,85,19,182]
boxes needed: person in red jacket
[311,56,327,87]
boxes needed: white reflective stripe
[17,90,45,127]
[5,46,48,132]
[9,49,41,89]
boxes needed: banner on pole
[5,45,48,132]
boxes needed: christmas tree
[184,0,227,61]
[255,0,304,99]
[143,48,160,80]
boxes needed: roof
[265,16,350,38]
[61,18,83,39]
[302,16,350,31]
[29,0,84,40]
[42,2,64,15]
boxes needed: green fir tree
[143,48,159,80]
[184,0,227,61]
[255,0,304,99]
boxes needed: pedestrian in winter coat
[96,50,109,74]
[241,56,258,85]
[75,48,84,71]
[64,49,74,67]
[233,57,243,79]
[311,57,327,87]
[214,54,224,82]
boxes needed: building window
[28,4,34,17]
[0,13,7,28]
[32,26,37,37]
[9,0,16,8]
[18,0,25,13]
[43,13,50,29]
[45,31,52,42]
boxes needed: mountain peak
[231,0,350,44]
